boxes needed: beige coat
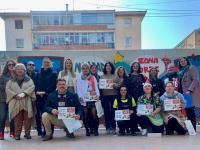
[6,77,36,120]
[181,65,200,107]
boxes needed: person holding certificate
[100,62,118,134]
[137,81,164,136]
[77,63,100,136]
[42,79,82,141]
[160,81,186,135]
[113,85,138,136]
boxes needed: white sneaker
[141,129,147,136]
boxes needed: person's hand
[15,95,22,100]
[93,95,99,101]
[36,91,46,97]
[74,115,80,120]
[79,97,84,103]
[151,111,156,117]
[130,110,134,114]
[18,93,25,98]
[137,113,141,117]
[186,90,191,95]
[51,109,58,116]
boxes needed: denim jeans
[0,102,15,133]
[101,95,116,130]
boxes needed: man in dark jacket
[35,57,57,136]
[26,61,37,85]
[161,63,180,92]
[42,78,82,141]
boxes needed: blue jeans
[101,95,116,130]
[0,102,15,133]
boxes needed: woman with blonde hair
[58,58,76,93]
[77,63,100,136]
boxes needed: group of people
[0,56,199,141]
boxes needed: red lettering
[138,58,144,64]
[143,67,148,73]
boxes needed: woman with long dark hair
[113,85,138,136]
[137,81,164,136]
[100,62,118,134]
[124,62,146,103]
[178,57,200,131]
[149,67,165,97]
[0,59,16,140]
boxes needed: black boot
[24,132,31,139]
[94,129,99,136]
[86,128,90,136]
[15,134,21,140]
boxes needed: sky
[0,0,200,50]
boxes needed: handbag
[95,101,104,118]
[184,120,196,136]
[183,95,193,108]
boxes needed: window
[16,39,24,48]
[15,20,23,29]
[98,13,114,25]
[33,32,115,48]
[123,18,132,28]
[82,13,97,25]
[124,37,133,48]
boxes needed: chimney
[66,4,69,12]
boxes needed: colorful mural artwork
[114,52,131,74]
[73,56,106,75]
[18,56,64,73]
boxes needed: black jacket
[150,79,165,96]
[44,90,82,117]
[35,68,57,100]
[27,71,37,86]
[124,74,145,102]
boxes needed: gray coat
[181,65,200,107]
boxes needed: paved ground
[1,128,200,150]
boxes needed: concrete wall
[5,16,32,51]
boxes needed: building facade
[0,9,146,51]
[175,28,200,49]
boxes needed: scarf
[178,65,190,80]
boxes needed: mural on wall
[18,56,64,73]
[131,56,166,77]
[73,56,106,75]
[114,52,131,74]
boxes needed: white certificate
[99,79,113,89]
[115,109,130,121]
[137,104,154,115]
[62,119,82,133]
[164,99,181,111]
[58,107,75,119]
[83,92,96,102]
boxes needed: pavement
[1,128,200,150]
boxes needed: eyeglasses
[120,89,127,91]
[8,64,15,67]
[28,64,35,66]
